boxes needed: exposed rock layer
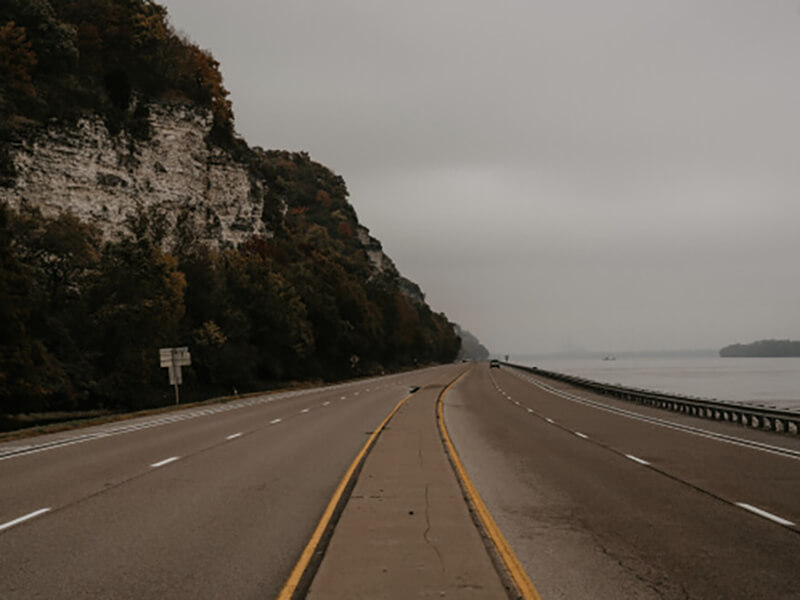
[1,103,268,248]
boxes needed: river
[520,356,800,412]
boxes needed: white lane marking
[323,401,331,406]
[527,408,534,413]
[0,371,422,462]
[511,369,800,462]
[625,454,650,466]
[226,432,242,440]
[340,396,346,400]
[0,508,51,532]
[150,456,180,468]
[301,408,310,414]
[514,401,521,406]
[545,418,554,424]
[574,432,589,439]
[354,392,360,396]
[270,418,282,425]
[735,503,795,527]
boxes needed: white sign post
[160,347,191,405]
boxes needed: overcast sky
[159,0,800,356]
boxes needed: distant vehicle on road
[489,359,500,368]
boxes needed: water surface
[523,357,800,412]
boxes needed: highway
[444,364,800,600]
[3,361,800,599]
[0,366,452,599]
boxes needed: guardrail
[506,363,800,436]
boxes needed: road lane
[497,366,800,526]
[0,371,420,525]
[0,366,446,599]
[445,364,800,600]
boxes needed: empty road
[0,365,458,599]
[444,363,800,599]
[4,361,800,599]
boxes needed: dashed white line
[574,432,589,439]
[735,503,795,527]
[625,454,650,466]
[226,432,242,440]
[0,508,51,532]
[270,418,282,425]
[510,368,800,462]
[150,456,180,468]
[340,396,346,400]
[323,401,331,406]
[527,408,533,413]
[300,408,310,414]
[545,418,554,424]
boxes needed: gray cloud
[160,0,800,354]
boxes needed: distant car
[489,359,500,368]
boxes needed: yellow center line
[437,367,544,600]
[276,390,415,600]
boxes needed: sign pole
[173,349,179,405]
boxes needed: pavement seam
[437,367,544,600]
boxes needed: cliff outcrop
[1,102,268,249]
[0,0,461,420]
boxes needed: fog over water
[524,357,800,411]
[159,1,800,355]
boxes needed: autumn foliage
[0,2,461,426]
[0,0,233,141]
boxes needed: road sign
[168,364,183,386]
[159,347,191,404]
[160,347,191,367]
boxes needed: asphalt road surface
[0,366,452,599]
[444,363,800,600]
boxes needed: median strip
[277,391,416,599]
[0,508,51,533]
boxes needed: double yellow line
[437,368,543,600]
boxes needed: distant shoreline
[720,339,800,358]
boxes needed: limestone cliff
[1,102,268,249]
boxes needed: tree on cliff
[0,0,233,140]
[0,0,462,424]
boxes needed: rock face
[0,102,269,248]
[356,225,396,275]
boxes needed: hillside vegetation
[0,0,460,423]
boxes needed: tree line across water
[719,340,800,358]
